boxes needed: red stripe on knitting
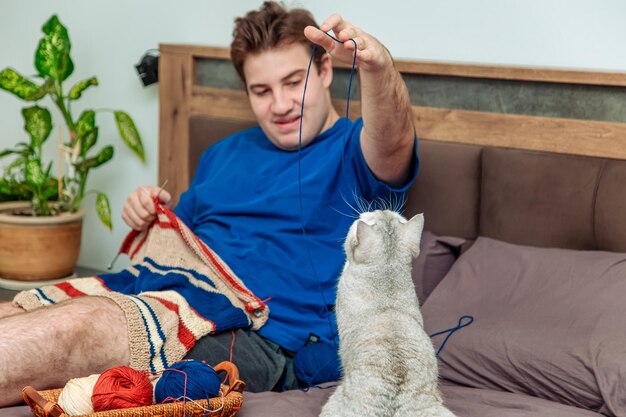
[158,205,267,313]
[130,233,149,260]
[118,229,140,255]
[54,281,87,298]
[119,201,165,257]
[142,295,202,350]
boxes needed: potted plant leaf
[0,15,145,282]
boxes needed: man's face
[243,43,337,151]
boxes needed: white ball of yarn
[58,374,101,416]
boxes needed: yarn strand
[297,34,358,366]
[430,315,475,357]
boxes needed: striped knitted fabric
[13,203,269,372]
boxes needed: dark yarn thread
[296,33,358,371]
[430,315,475,357]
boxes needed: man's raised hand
[303,14,392,72]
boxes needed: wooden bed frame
[158,44,626,202]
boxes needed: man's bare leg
[0,296,130,407]
[0,302,25,319]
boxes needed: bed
[3,45,626,417]
[156,44,626,417]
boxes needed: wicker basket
[22,361,245,417]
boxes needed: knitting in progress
[13,203,269,372]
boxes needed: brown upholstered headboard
[158,44,626,251]
[408,140,626,252]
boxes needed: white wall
[1,0,625,271]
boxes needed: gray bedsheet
[1,383,605,417]
[237,383,605,417]
[441,384,605,417]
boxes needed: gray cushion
[422,237,626,415]
[412,230,465,304]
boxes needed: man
[0,2,416,406]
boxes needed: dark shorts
[184,329,298,392]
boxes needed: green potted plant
[0,15,145,282]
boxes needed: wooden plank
[160,44,231,59]
[160,44,626,87]
[158,50,194,204]
[189,86,363,121]
[190,88,255,120]
[189,86,626,159]
[390,61,626,87]
[413,107,626,159]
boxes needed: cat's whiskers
[377,197,391,210]
[391,191,400,212]
[392,192,407,214]
[346,189,409,217]
[329,205,359,219]
[341,192,363,216]
[351,190,368,214]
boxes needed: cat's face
[344,210,425,265]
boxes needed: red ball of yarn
[91,366,154,411]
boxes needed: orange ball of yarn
[91,366,154,411]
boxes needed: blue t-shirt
[174,117,419,351]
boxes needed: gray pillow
[422,237,626,416]
[413,230,465,304]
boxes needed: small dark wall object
[135,53,159,86]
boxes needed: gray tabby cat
[320,210,455,417]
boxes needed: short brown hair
[230,1,325,84]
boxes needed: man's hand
[304,14,392,73]
[306,13,415,188]
[122,185,172,231]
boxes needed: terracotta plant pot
[0,201,85,281]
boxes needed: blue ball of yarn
[155,360,221,403]
[293,342,341,387]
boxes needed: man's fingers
[158,189,172,205]
[338,27,359,42]
[127,211,150,230]
[304,26,335,51]
[122,205,153,231]
[122,208,143,231]
[138,189,157,215]
[126,189,154,220]
[354,36,366,51]
[132,198,154,221]
[341,36,365,52]
[319,13,343,33]
[358,49,372,62]
[121,184,170,231]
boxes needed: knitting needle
[140,178,169,202]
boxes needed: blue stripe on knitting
[130,258,251,332]
[133,295,169,370]
[97,269,138,293]
[96,255,253,353]
[127,295,159,372]
[33,287,54,304]
[140,257,218,289]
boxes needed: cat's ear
[405,213,425,258]
[355,220,374,247]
